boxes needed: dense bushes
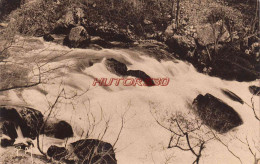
[8,0,72,36]
[7,0,173,37]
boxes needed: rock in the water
[1,121,18,139]
[105,58,128,76]
[43,119,73,139]
[43,34,54,42]
[192,93,243,133]
[0,106,21,123]
[0,138,15,147]
[70,139,117,164]
[126,70,155,86]
[47,139,117,164]
[47,145,68,161]
[55,121,73,139]
[221,89,244,104]
[0,105,44,140]
[249,85,260,96]
[63,26,90,48]
[18,107,44,139]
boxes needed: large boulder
[63,26,90,48]
[47,139,117,164]
[195,20,230,46]
[53,7,86,34]
[0,105,44,140]
[42,119,73,139]
[105,58,128,76]
[165,34,196,59]
[192,94,243,133]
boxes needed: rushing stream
[0,37,259,164]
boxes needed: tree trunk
[176,0,180,29]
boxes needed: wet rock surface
[47,139,117,164]
[105,58,128,76]
[192,93,243,133]
[0,105,44,140]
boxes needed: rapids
[0,37,259,164]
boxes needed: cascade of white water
[4,40,259,164]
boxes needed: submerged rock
[249,85,260,96]
[47,139,117,164]
[192,93,243,133]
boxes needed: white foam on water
[2,40,259,164]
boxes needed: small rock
[249,85,260,96]
[43,34,54,42]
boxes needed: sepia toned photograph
[0,0,259,163]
